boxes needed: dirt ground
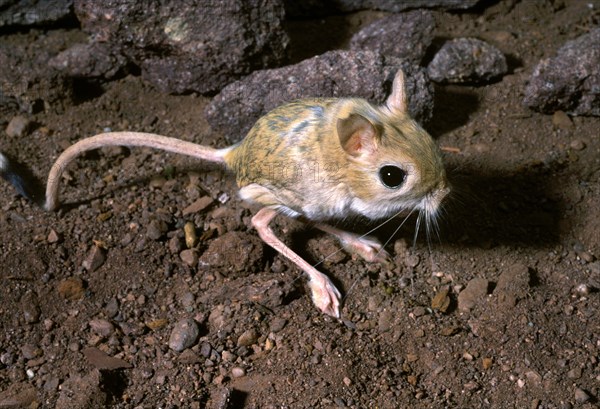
[1,1,599,408]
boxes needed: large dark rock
[350,10,435,65]
[523,28,600,116]
[206,50,434,143]
[0,0,73,28]
[285,0,481,18]
[427,38,507,84]
[61,0,288,94]
[48,42,127,79]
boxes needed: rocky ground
[0,1,599,408]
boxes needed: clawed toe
[343,235,391,265]
[308,276,341,318]
[370,247,392,266]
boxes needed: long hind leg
[252,207,341,318]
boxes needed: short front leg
[252,207,341,318]
[315,223,391,265]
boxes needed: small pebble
[412,306,426,317]
[567,367,582,379]
[457,277,488,312]
[6,115,31,137]
[44,377,60,391]
[21,344,41,360]
[149,176,166,189]
[525,370,542,384]
[184,221,198,248]
[484,30,514,43]
[21,294,41,324]
[569,139,586,150]
[155,372,167,385]
[142,114,158,128]
[179,291,195,310]
[120,232,134,247]
[43,319,54,331]
[47,229,61,244]
[552,110,574,130]
[0,351,15,365]
[431,287,450,313]
[265,338,275,351]
[231,367,245,378]
[333,397,346,407]
[482,357,493,370]
[574,387,590,403]
[178,349,201,365]
[217,192,229,203]
[237,329,259,347]
[269,317,287,333]
[200,343,212,357]
[104,298,119,318]
[82,245,106,272]
[579,251,594,263]
[440,326,460,336]
[180,249,198,266]
[221,351,236,362]
[378,310,393,333]
[82,347,132,370]
[169,235,183,254]
[494,263,531,308]
[573,284,592,296]
[89,319,115,337]
[168,318,200,352]
[141,368,154,379]
[146,219,167,241]
[394,239,408,255]
[405,254,420,268]
[182,196,213,216]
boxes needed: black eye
[379,165,406,189]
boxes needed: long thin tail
[43,132,227,211]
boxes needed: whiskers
[312,207,412,270]
[340,208,416,304]
[418,193,448,248]
[285,191,452,315]
[416,197,448,274]
[345,193,450,306]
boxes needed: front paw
[343,235,391,266]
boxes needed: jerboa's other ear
[337,113,380,157]
[385,69,408,115]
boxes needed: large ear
[385,69,408,115]
[337,113,380,157]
